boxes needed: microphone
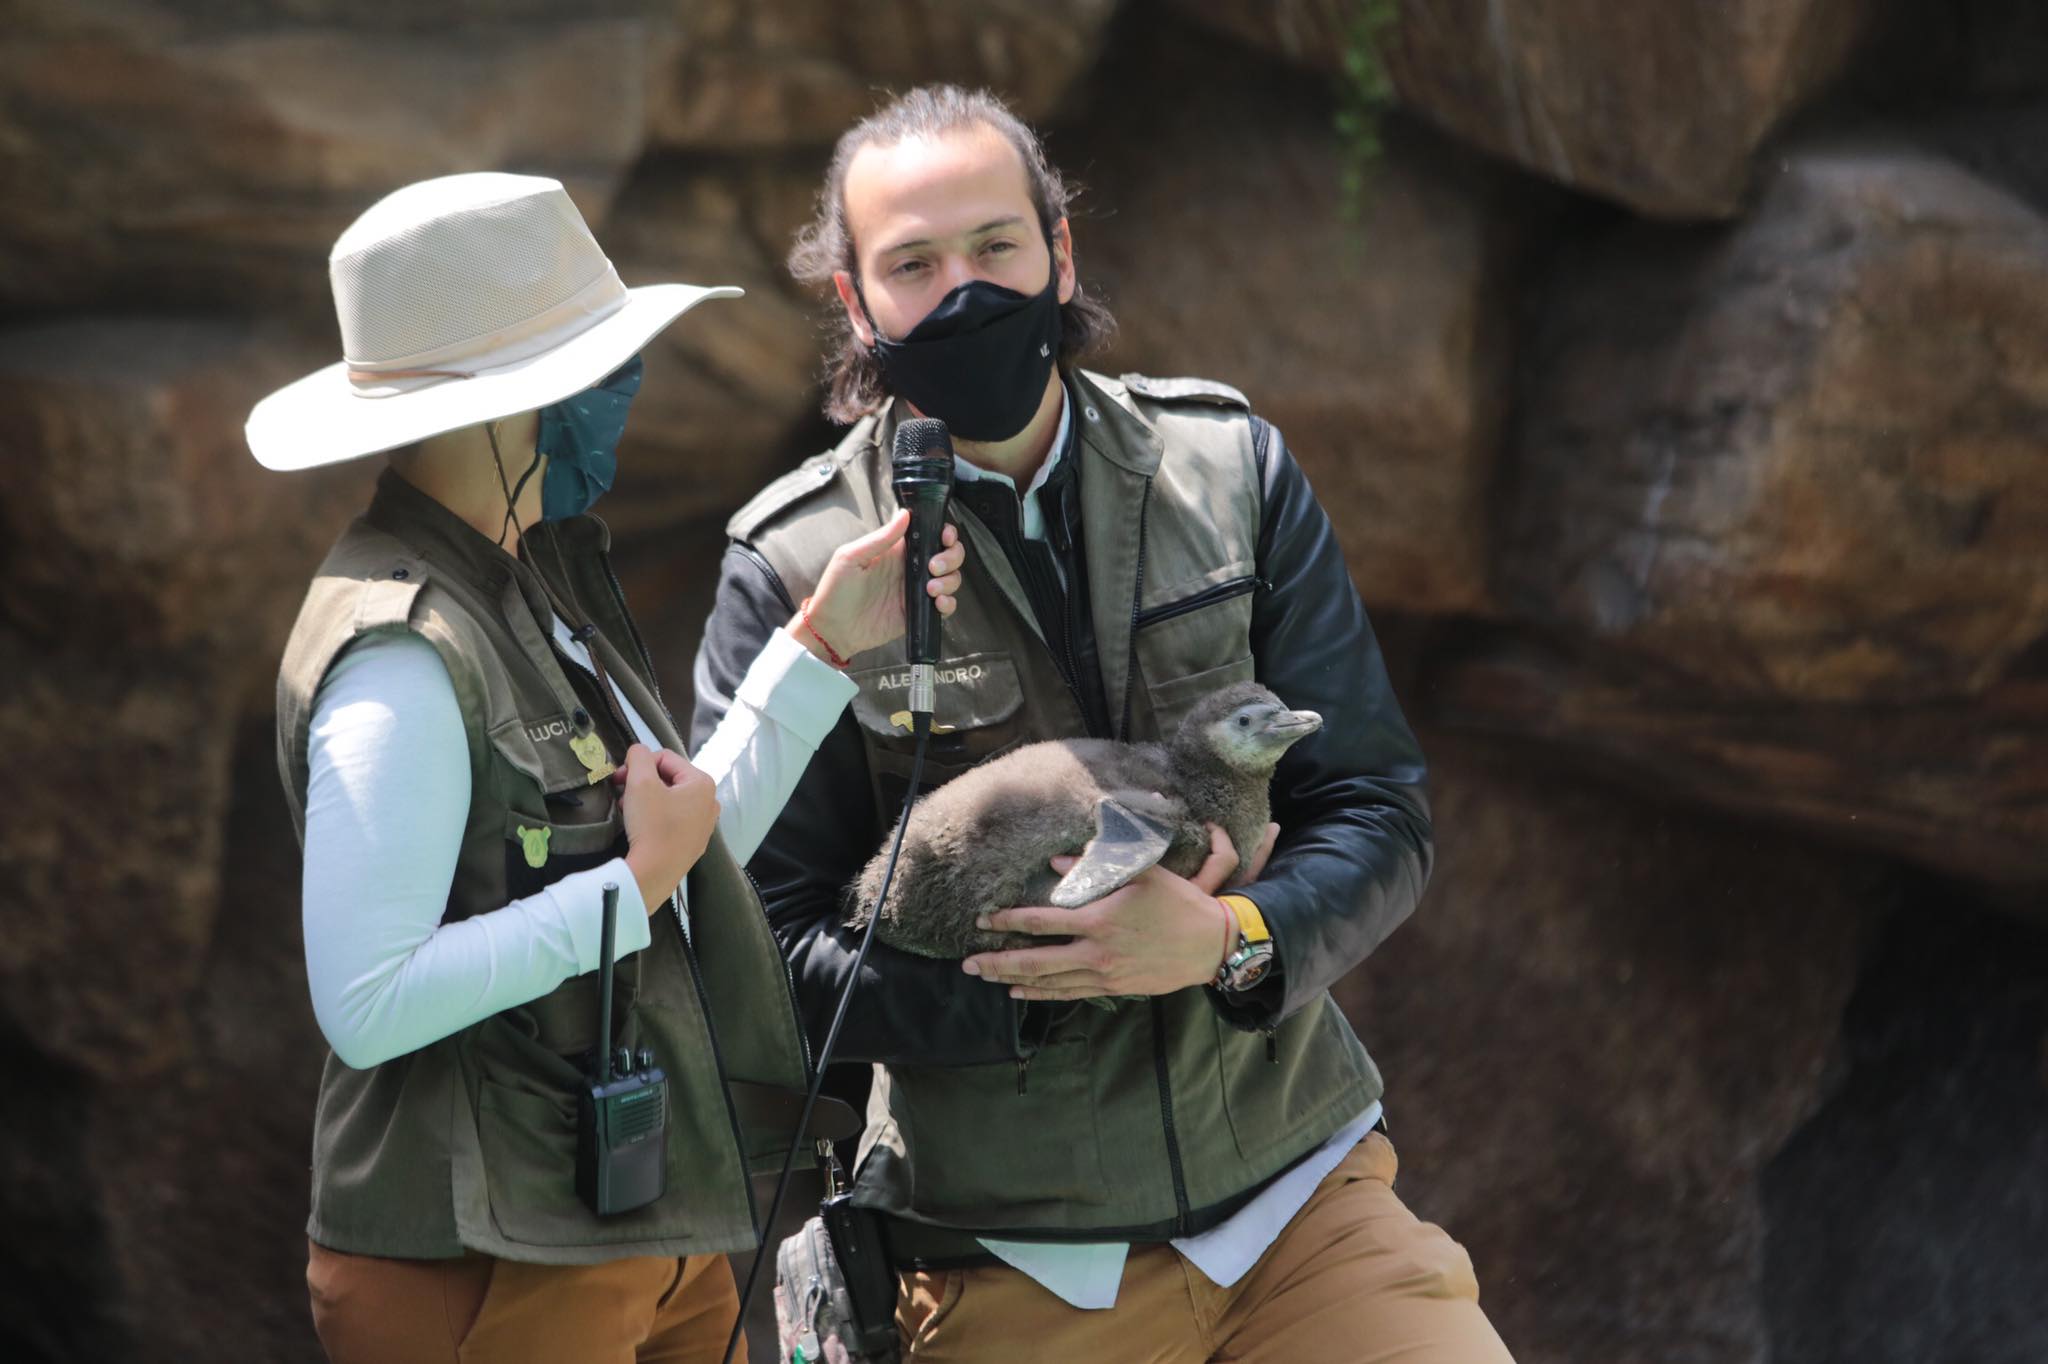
[891,417,954,729]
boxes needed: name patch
[875,663,987,690]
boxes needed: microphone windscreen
[893,417,954,470]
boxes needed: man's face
[834,125,1076,346]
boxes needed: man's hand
[614,743,719,914]
[788,508,966,663]
[962,823,1279,1002]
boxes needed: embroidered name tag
[875,663,988,689]
[520,714,616,784]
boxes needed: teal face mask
[537,354,642,521]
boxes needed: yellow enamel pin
[516,825,551,869]
[568,730,614,783]
[889,710,956,734]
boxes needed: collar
[362,466,616,626]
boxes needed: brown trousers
[306,1241,745,1364]
[896,1132,1514,1363]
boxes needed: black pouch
[774,1193,901,1364]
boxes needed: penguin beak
[1264,708,1322,738]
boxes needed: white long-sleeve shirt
[301,623,854,1070]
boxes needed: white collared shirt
[949,383,1074,582]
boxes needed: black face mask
[861,270,1062,442]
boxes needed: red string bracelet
[798,597,852,669]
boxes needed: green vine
[1334,0,1402,222]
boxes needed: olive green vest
[276,470,809,1263]
[731,371,1383,1236]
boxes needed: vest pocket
[473,1080,609,1246]
[500,808,627,904]
[1211,996,1372,1163]
[891,1036,1108,1216]
[1142,655,1257,739]
[488,715,618,799]
[849,651,1028,812]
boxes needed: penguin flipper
[1049,798,1173,908]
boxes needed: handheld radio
[577,881,669,1216]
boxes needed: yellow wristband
[1218,894,1271,944]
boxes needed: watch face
[1222,941,1273,992]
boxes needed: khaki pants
[306,1241,745,1364]
[896,1132,1514,1363]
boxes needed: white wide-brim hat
[247,172,740,471]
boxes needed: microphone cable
[720,719,931,1364]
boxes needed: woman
[247,172,963,1363]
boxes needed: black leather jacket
[690,411,1433,1069]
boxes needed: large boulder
[643,0,1121,152]
[1075,27,1528,616]
[600,162,835,539]
[0,318,371,1080]
[0,2,655,315]
[1500,145,2048,707]
[1337,735,1872,1363]
[0,712,331,1364]
[1420,630,2048,891]
[1169,0,1871,219]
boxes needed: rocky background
[3,1,2045,1360]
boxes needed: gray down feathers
[846,681,1314,960]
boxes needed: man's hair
[788,84,1117,424]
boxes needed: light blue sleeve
[300,632,652,1070]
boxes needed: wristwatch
[1212,894,1276,993]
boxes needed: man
[692,87,1513,1361]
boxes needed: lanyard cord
[721,724,931,1364]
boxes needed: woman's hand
[786,508,966,665]
[614,744,719,914]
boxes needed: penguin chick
[847,681,1322,962]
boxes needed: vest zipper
[1118,480,1154,743]
[1126,484,1190,1230]
[1150,997,1192,1233]
[1131,575,1266,632]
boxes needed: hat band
[345,365,477,382]
[344,266,630,399]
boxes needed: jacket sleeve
[690,541,1031,1068]
[1211,418,1434,1030]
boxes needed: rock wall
[3,2,2044,1361]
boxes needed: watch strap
[1213,895,1276,993]
[1219,893,1271,944]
